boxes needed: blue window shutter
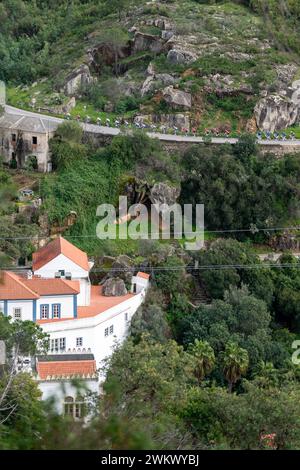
[52,304,61,318]
[73,295,78,318]
[40,304,49,319]
[4,301,8,316]
[33,300,37,322]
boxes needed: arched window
[64,396,85,420]
[64,396,74,417]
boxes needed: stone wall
[82,129,300,158]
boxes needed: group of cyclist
[65,112,298,140]
[256,130,296,141]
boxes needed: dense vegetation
[1,0,299,85]
[1,126,300,448]
[2,0,300,134]
[39,128,300,255]
[1,0,300,452]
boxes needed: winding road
[5,104,300,146]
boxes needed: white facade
[3,299,34,321]
[38,378,99,415]
[34,253,91,307]
[0,238,150,413]
[40,289,146,369]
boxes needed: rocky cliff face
[19,1,300,134]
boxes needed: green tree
[182,381,300,449]
[101,335,196,449]
[130,303,171,343]
[222,342,249,392]
[193,238,275,305]
[233,133,257,161]
[95,28,129,75]
[188,340,215,383]
[155,256,187,299]
[0,314,49,448]
[50,121,87,171]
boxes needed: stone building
[0,112,58,172]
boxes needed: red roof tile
[77,285,134,318]
[0,271,80,300]
[32,237,89,272]
[37,360,96,379]
[136,272,150,280]
[36,285,135,323]
[0,271,39,300]
[23,278,80,296]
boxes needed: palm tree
[189,339,215,384]
[255,361,279,388]
[222,342,249,392]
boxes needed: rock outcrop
[102,277,128,297]
[162,86,192,109]
[64,65,94,96]
[150,182,181,207]
[141,73,177,97]
[132,32,165,54]
[254,82,300,131]
[110,255,135,283]
[167,48,198,65]
[204,74,253,96]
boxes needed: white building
[0,237,150,415]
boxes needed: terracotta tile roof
[0,271,80,300]
[36,285,135,323]
[0,271,39,300]
[136,271,150,280]
[37,359,96,380]
[77,285,135,318]
[32,237,89,272]
[23,278,80,296]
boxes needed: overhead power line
[1,263,300,272]
[0,225,299,241]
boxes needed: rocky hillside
[3,0,300,134]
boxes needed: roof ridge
[6,271,39,298]
[61,278,80,293]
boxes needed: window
[125,312,128,322]
[50,337,66,352]
[32,136,37,145]
[75,404,82,419]
[64,396,84,420]
[105,325,114,337]
[64,396,74,417]
[13,308,22,320]
[59,270,65,277]
[11,133,16,142]
[52,304,61,319]
[76,337,83,347]
[40,304,49,319]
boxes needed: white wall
[34,253,89,280]
[34,253,90,306]
[36,295,75,320]
[40,290,147,369]
[38,379,99,414]
[6,300,34,321]
[131,276,149,294]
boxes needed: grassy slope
[3,1,300,134]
